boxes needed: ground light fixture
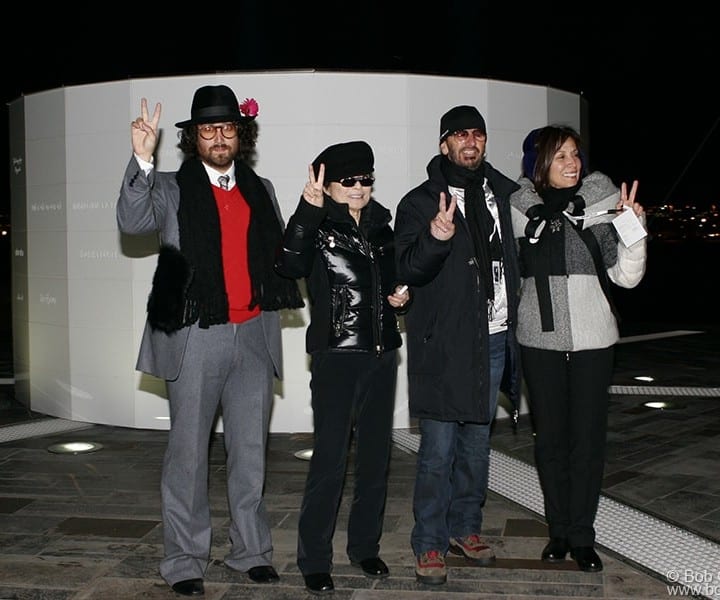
[294,448,313,461]
[46,441,104,454]
[641,401,687,410]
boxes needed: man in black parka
[394,105,521,585]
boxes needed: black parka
[394,155,521,423]
[276,195,403,355]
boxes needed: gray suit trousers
[159,316,274,585]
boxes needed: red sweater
[213,186,261,323]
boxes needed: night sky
[1,4,717,213]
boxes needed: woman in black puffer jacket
[275,141,409,595]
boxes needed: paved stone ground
[0,427,673,599]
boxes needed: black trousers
[297,350,398,575]
[520,345,614,547]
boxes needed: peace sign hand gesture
[430,192,457,240]
[131,98,162,163]
[617,179,644,217]
[303,163,325,208]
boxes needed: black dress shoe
[541,538,569,562]
[171,578,204,596]
[303,572,334,595]
[351,556,389,579]
[247,565,280,583]
[571,546,603,572]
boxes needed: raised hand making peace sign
[617,179,644,217]
[303,163,325,208]
[131,98,162,163]
[430,192,457,241]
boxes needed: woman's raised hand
[303,163,325,208]
[618,180,644,217]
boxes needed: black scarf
[530,184,618,327]
[439,156,499,302]
[522,182,602,332]
[147,157,303,333]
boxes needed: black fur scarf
[147,158,303,333]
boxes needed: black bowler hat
[175,85,244,128]
[439,105,487,141]
[312,141,374,182]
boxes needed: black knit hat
[312,141,374,182]
[440,105,487,141]
[175,85,244,128]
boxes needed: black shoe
[541,538,569,562]
[171,578,204,596]
[247,565,280,583]
[351,556,389,579]
[303,572,334,595]
[571,546,603,572]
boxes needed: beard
[200,143,237,169]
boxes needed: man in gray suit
[117,85,303,597]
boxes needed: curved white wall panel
[8,71,584,431]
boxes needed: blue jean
[411,331,506,555]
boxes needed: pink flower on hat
[239,98,259,118]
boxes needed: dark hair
[531,125,584,192]
[176,119,259,166]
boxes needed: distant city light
[647,204,719,242]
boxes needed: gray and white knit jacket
[509,171,647,351]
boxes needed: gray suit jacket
[117,156,284,382]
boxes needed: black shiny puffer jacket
[275,195,403,355]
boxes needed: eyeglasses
[197,123,238,140]
[337,175,375,187]
[451,129,486,141]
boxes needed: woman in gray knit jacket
[510,126,646,573]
